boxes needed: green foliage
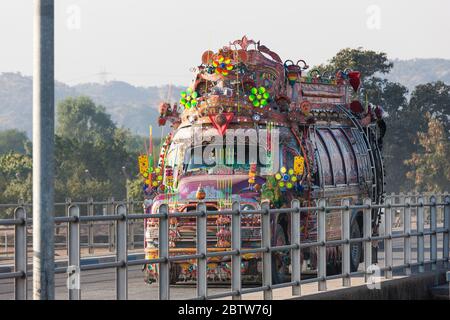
[384,82,450,192]
[2,175,32,204]
[56,173,114,202]
[57,96,115,144]
[312,47,393,78]
[124,134,148,155]
[362,77,408,112]
[124,133,161,155]
[54,96,140,202]
[405,116,450,192]
[0,152,32,180]
[0,129,31,155]
[127,177,145,201]
[0,152,32,217]
[408,81,450,132]
[0,96,162,208]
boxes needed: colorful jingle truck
[139,37,386,284]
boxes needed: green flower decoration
[180,88,198,109]
[248,87,270,107]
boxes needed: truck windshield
[183,144,269,173]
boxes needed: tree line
[0,97,156,217]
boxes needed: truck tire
[350,218,362,272]
[327,257,342,275]
[272,224,289,284]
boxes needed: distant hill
[385,58,450,93]
[0,72,183,137]
[1,58,449,136]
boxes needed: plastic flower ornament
[151,167,163,188]
[248,163,257,185]
[248,87,270,107]
[180,88,198,109]
[142,166,165,194]
[212,55,233,76]
[274,167,298,189]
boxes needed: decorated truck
[139,37,386,284]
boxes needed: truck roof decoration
[158,36,364,133]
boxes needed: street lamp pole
[32,0,55,300]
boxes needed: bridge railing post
[384,196,393,279]
[196,202,207,299]
[397,192,404,228]
[64,197,71,255]
[438,194,444,224]
[363,198,372,283]
[430,196,437,271]
[404,195,412,275]
[318,199,327,291]
[128,198,135,250]
[68,205,80,300]
[3,231,7,258]
[444,195,449,269]
[261,201,272,299]
[342,198,351,286]
[14,207,27,300]
[231,201,241,300]
[115,204,128,300]
[158,204,169,300]
[417,196,425,273]
[87,197,94,254]
[291,199,301,295]
[108,197,115,252]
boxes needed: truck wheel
[350,218,362,272]
[327,257,342,275]
[272,224,289,284]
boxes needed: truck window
[183,143,269,173]
[165,143,181,169]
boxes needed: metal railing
[0,198,145,258]
[0,193,449,300]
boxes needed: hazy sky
[1,0,449,86]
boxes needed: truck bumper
[144,248,261,284]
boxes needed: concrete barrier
[295,270,448,300]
